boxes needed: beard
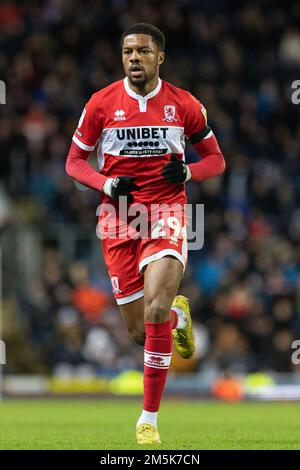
[128,73,148,87]
[127,66,157,90]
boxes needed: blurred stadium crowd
[1,0,300,377]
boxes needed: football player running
[66,23,225,445]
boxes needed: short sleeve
[183,92,207,138]
[72,94,102,151]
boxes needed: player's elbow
[65,156,74,177]
[65,160,71,177]
[217,153,226,175]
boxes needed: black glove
[161,155,189,183]
[110,176,140,203]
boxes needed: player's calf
[130,329,145,346]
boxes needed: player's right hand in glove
[102,176,140,203]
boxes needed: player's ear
[158,51,165,66]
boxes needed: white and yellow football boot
[171,295,195,359]
[136,423,161,445]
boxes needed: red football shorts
[99,204,188,304]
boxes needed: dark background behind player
[0,0,300,391]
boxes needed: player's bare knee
[144,297,170,323]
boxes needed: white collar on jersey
[124,76,162,102]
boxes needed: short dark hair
[121,23,165,51]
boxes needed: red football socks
[143,321,172,412]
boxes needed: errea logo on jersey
[114,109,126,121]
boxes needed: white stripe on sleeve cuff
[72,134,95,151]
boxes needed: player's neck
[128,76,160,97]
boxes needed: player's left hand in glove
[161,154,192,183]
[102,176,140,203]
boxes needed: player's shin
[137,320,172,428]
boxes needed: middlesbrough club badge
[111,276,122,294]
[162,105,177,122]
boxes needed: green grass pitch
[0,399,299,450]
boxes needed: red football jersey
[72,77,207,206]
